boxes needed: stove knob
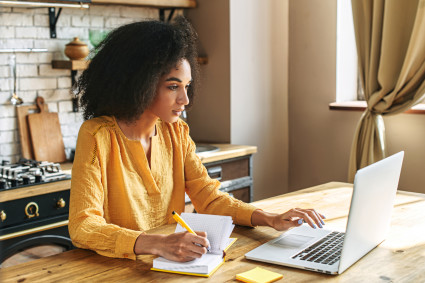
[57,198,66,208]
[10,178,18,187]
[23,175,30,185]
[0,179,6,190]
[0,210,6,222]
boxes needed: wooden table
[1,182,424,282]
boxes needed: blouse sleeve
[182,124,257,227]
[68,124,141,260]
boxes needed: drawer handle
[0,210,6,222]
[57,198,66,208]
[25,202,39,218]
[207,166,222,181]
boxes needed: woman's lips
[173,109,184,116]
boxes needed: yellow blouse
[68,116,257,260]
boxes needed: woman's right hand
[134,231,210,262]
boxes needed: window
[336,0,357,103]
[333,0,425,113]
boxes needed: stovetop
[0,158,71,191]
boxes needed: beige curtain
[348,0,425,181]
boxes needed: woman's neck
[116,112,157,142]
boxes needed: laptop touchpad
[272,234,314,248]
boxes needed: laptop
[245,151,404,275]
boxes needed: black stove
[0,158,71,191]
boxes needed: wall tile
[0,117,17,131]
[16,53,53,64]
[34,14,49,27]
[105,17,135,29]
[0,78,12,92]
[0,131,15,143]
[0,142,19,155]
[17,91,37,104]
[89,6,120,17]
[47,102,58,112]
[58,101,73,113]
[20,78,57,91]
[0,105,15,118]
[0,66,9,78]
[39,89,71,101]
[0,13,33,26]
[39,64,69,77]
[15,27,38,39]
[0,39,33,49]
[71,16,90,27]
[17,65,38,77]
[0,27,15,39]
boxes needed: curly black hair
[77,16,199,122]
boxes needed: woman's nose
[177,89,189,105]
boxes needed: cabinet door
[229,187,250,203]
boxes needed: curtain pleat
[348,0,425,181]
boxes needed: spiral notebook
[151,213,236,277]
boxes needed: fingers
[193,231,210,249]
[160,231,212,262]
[179,232,209,260]
[286,208,326,229]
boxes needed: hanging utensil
[9,54,23,105]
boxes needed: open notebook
[151,213,236,277]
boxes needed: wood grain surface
[27,97,66,163]
[197,144,257,163]
[16,103,48,160]
[1,182,424,282]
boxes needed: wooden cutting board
[16,103,48,160]
[27,97,67,163]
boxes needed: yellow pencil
[172,211,196,234]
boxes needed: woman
[69,17,325,263]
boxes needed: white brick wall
[0,5,165,163]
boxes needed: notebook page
[175,213,234,254]
[221,224,235,251]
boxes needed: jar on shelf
[64,37,89,61]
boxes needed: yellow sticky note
[236,267,283,283]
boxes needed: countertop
[0,144,257,202]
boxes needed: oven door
[0,190,73,264]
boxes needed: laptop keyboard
[292,231,345,265]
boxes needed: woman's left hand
[251,208,326,231]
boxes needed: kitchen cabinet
[184,144,257,212]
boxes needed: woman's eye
[168,85,178,91]
[185,84,191,89]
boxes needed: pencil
[172,211,196,234]
[172,211,210,252]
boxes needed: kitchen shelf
[52,57,208,71]
[91,0,196,8]
[52,60,89,71]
